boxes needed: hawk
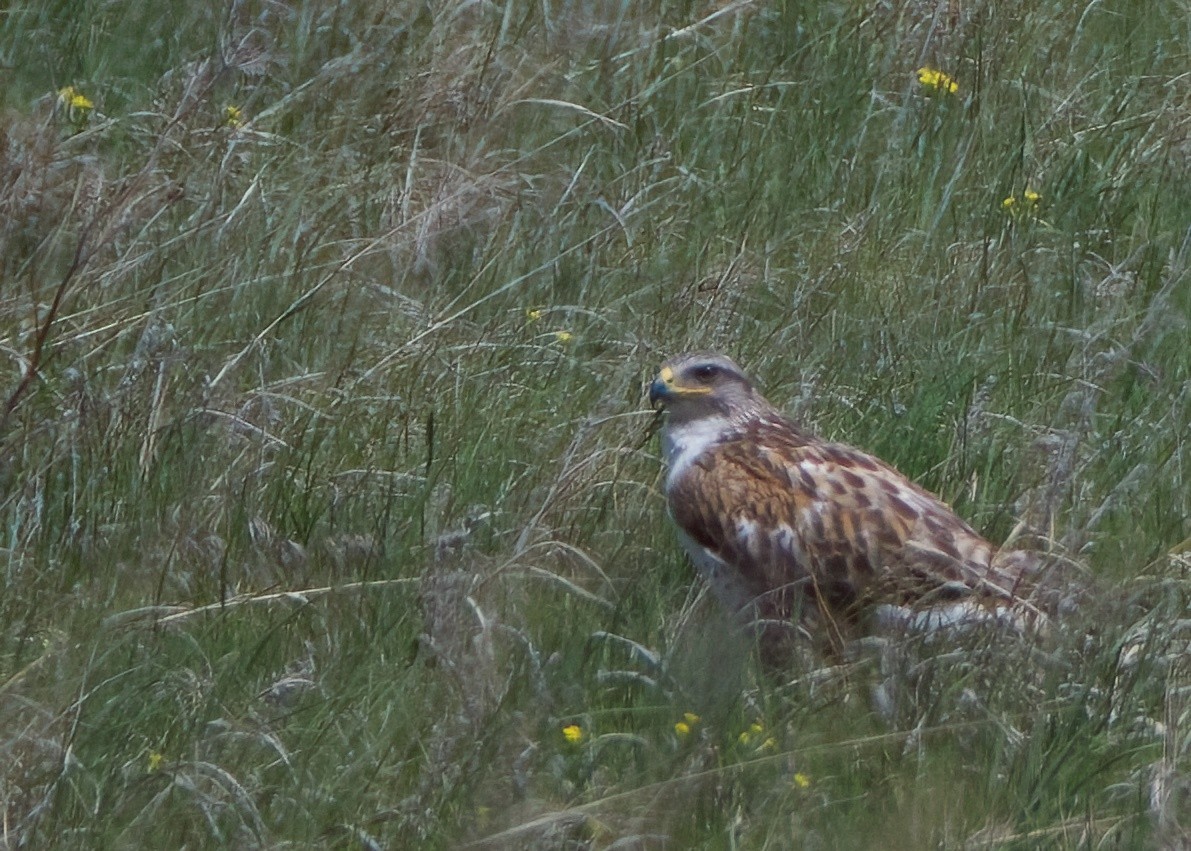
[649,352,1049,662]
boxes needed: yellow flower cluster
[58,85,94,111]
[57,85,95,133]
[737,720,776,751]
[674,711,700,737]
[223,104,244,128]
[525,308,573,344]
[917,67,959,94]
[1002,188,1043,216]
[561,723,584,744]
[1002,188,1041,208]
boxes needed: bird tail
[990,547,1090,620]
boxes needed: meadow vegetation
[1,0,1188,847]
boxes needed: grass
[1,0,1188,847]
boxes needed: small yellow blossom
[562,724,584,744]
[675,711,699,738]
[223,104,244,128]
[738,721,765,746]
[793,772,812,789]
[146,751,165,772]
[760,737,777,752]
[917,67,959,94]
[58,86,94,111]
[1002,188,1043,216]
[553,330,573,344]
[526,308,543,322]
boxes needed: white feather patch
[661,416,731,486]
[872,601,1029,636]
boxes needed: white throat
[661,415,730,485]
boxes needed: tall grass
[1,0,1187,847]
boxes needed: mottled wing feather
[668,417,1024,630]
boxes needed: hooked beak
[648,365,678,408]
[648,376,670,408]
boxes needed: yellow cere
[660,366,674,382]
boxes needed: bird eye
[692,364,720,382]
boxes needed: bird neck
[660,413,734,481]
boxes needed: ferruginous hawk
[649,352,1048,662]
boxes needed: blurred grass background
[1,0,1187,847]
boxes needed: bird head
[648,352,765,423]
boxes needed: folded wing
[667,417,1036,644]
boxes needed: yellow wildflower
[146,751,165,772]
[526,308,543,322]
[58,86,94,111]
[738,721,765,746]
[223,104,244,128]
[562,724,584,744]
[675,711,698,738]
[553,330,573,344]
[916,67,959,94]
[1002,188,1043,216]
[793,772,812,789]
[760,737,777,752]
